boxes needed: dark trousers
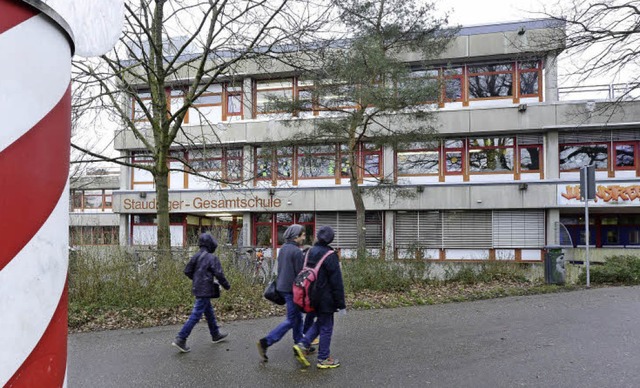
[301,312,334,360]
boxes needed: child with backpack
[293,225,345,369]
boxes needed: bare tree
[72,0,331,258]
[266,0,456,259]
[541,1,640,100]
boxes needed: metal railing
[558,83,640,101]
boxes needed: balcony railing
[558,83,640,101]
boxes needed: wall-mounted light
[518,27,526,35]
[416,185,424,193]
[519,183,528,191]
[518,104,527,112]
[139,192,147,199]
[287,200,292,205]
[268,188,276,197]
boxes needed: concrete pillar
[546,208,560,245]
[545,51,559,103]
[242,77,254,120]
[545,131,559,179]
[384,210,395,260]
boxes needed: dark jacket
[305,243,346,313]
[184,234,230,298]
[275,241,304,293]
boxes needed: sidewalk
[69,286,640,387]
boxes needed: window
[444,139,464,174]
[559,144,608,171]
[443,67,464,102]
[397,142,440,176]
[361,143,382,177]
[70,189,113,212]
[614,142,636,170]
[519,145,542,172]
[69,226,119,246]
[468,63,513,99]
[189,147,243,182]
[253,213,315,247]
[131,92,152,121]
[255,78,294,115]
[468,137,514,173]
[224,84,243,118]
[518,61,541,97]
[298,144,337,179]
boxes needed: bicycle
[233,246,276,285]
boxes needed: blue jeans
[177,298,220,340]
[300,312,334,360]
[265,293,303,346]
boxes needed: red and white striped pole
[0,0,73,386]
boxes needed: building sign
[113,191,284,213]
[558,182,640,206]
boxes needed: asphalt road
[68,286,640,387]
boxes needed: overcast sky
[440,0,560,26]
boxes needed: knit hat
[283,224,305,241]
[316,225,335,245]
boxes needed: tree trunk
[155,164,171,261]
[347,138,367,260]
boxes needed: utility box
[544,246,566,285]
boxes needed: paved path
[68,286,640,387]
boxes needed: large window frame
[559,143,609,171]
[188,147,244,183]
[467,137,515,174]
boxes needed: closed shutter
[396,211,442,248]
[559,130,610,143]
[442,211,492,248]
[612,129,640,141]
[493,210,545,248]
[315,211,383,248]
[517,133,543,145]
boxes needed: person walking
[172,233,230,353]
[257,224,312,362]
[293,225,345,369]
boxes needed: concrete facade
[109,19,640,261]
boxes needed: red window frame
[613,141,637,171]
[467,137,515,174]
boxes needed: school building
[102,19,640,262]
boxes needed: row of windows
[561,215,640,247]
[70,226,119,246]
[130,136,640,188]
[559,141,639,171]
[130,59,542,123]
[71,189,113,211]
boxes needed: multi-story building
[111,19,640,262]
[69,171,120,247]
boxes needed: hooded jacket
[305,242,346,313]
[184,233,230,298]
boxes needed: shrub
[578,255,640,285]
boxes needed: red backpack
[293,250,333,313]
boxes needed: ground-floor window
[561,214,640,247]
[70,226,119,246]
[252,212,315,249]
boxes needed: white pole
[585,195,590,289]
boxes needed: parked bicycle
[232,246,276,285]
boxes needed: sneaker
[171,337,190,353]
[317,357,340,369]
[292,343,311,367]
[311,337,320,346]
[292,345,316,356]
[211,331,228,343]
[257,338,268,362]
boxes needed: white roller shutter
[442,211,492,248]
[396,211,442,248]
[315,212,383,248]
[493,210,545,248]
